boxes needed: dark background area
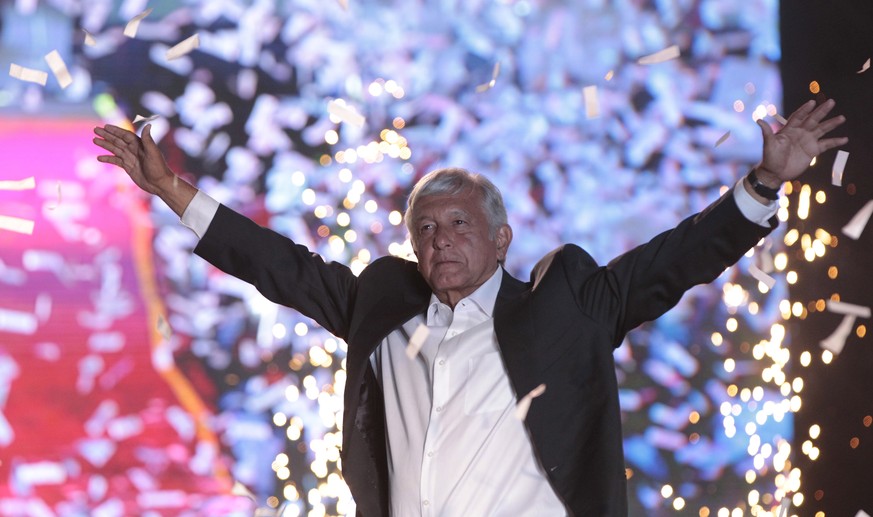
[781,1,873,513]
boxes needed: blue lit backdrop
[0,0,797,515]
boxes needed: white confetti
[855,511,871,517]
[637,45,680,65]
[715,130,731,147]
[475,61,501,93]
[748,263,776,289]
[0,215,35,235]
[820,314,856,356]
[9,63,48,86]
[133,114,160,124]
[337,0,349,9]
[514,383,546,421]
[774,113,788,125]
[48,181,61,210]
[757,240,775,273]
[123,8,153,38]
[83,29,97,46]
[405,324,430,360]
[857,58,870,74]
[157,314,172,341]
[604,70,614,81]
[44,50,72,89]
[0,307,38,334]
[826,300,872,319]
[842,199,873,240]
[0,177,36,191]
[583,85,600,119]
[166,33,200,61]
[14,462,67,486]
[778,497,790,517]
[327,99,365,128]
[231,480,256,500]
[832,150,849,186]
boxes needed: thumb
[142,123,157,150]
[756,118,774,140]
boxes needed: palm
[93,124,172,195]
[757,99,848,183]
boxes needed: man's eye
[420,224,434,232]
[453,220,466,225]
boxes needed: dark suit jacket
[194,190,773,516]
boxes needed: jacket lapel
[493,270,536,396]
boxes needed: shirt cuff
[180,190,220,239]
[733,179,778,227]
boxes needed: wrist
[746,168,781,201]
[751,166,782,189]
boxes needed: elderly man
[94,99,846,516]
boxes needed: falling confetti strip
[826,300,872,319]
[327,100,365,128]
[748,263,776,289]
[832,150,849,186]
[0,177,36,191]
[475,61,501,93]
[123,8,153,38]
[637,45,680,65]
[583,85,600,119]
[44,50,73,89]
[82,29,96,46]
[166,34,200,61]
[841,199,873,240]
[514,383,546,421]
[133,114,160,124]
[405,324,430,360]
[820,314,857,356]
[0,215,35,235]
[9,64,48,86]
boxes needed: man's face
[410,189,511,308]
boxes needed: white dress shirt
[371,268,566,516]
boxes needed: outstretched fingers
[99,124,137,144]
[818,136,850,154]
[799,98,840,129]
[783,99,817,127]
[815,113,846,136]
[96,155,124,167]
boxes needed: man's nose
[433,226,452,249]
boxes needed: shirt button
[427,451,434,457]
[438,359,445,366]
[435,406,442,412]
[423,500,430,506]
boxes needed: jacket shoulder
[530,244,600,284]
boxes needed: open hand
[93,124,174,195]
[755,99,848,186]
[93,123,196,216]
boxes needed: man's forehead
[413,201,474,220]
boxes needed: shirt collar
[427,266,503,324]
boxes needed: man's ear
[495,225,512,262]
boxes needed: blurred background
[0,0,870,515]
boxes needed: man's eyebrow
[414,208,471,222]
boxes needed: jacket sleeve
[193,204,358,339]
[574,190,775,347]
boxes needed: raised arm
[93,123,197,217]
[589,98,848,341]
